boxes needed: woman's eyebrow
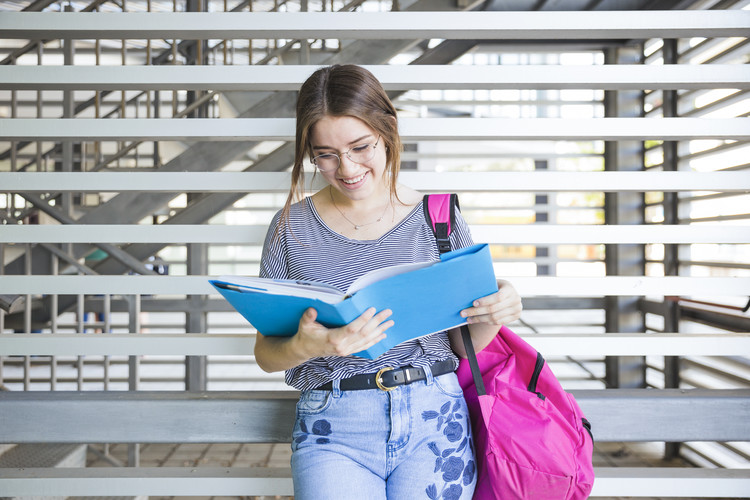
[312,134,373,151]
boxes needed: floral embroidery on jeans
[422,400,475,499]
[295,418,332,446]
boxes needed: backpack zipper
[528,351,546,400]
[582,418,594,440]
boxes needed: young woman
[255,64,522,500]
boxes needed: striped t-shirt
[259,196,474,391]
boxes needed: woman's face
[309,115,388,203]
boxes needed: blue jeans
[291,371,477,500]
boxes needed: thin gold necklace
[329,188,390,230]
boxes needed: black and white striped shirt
[259,196,474,391]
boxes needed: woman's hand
[449,279,522,357]
[294,306,394,359]
[255,307,394,372]
[460,279,522,327]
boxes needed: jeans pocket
[433,373,464,398]
[296,389,333,417]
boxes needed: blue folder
[210,243,498,359]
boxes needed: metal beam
[2,64,747,91]
[2,11,747,39]
[3,223,749,244]
[604,45,647,389]
[0,275,747,296]
[2,171,749,193]
[1,333,747,357]
[591,468,750,498]
[2,117,748,141]
[0,389,747,443]
[0,466,749,498]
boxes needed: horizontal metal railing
[2,171,749,192]
[2,333,748,357]
[2,117,748,141]
[1,275,748,296]
[0,466,748,498]
[2,64,748,91]
[4,224,749,244]
[2,11,748,40]
[1,389,748,444]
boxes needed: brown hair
[278,64,403,230]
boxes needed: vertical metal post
[662,38,682,459]
[185,0,206,118]
[128,293,141,467]
[77,292,85,390]
[62,5,75,213]
[534,160,551,277]
[9,52,17,220]
[603,46,647,389]
[24,244,32,390]
[248,0,253,64]
[103,293,111,390]
[95,27,102,166]
[128,295,141,391]
[186,242,208,391]
[50,253,58,390]
[36,43,43,172]
[0,243,4,384]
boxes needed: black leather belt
[314,359,456,392]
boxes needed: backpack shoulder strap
[423,193,486,395]
[423,193,459,255]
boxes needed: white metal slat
[2,64,748,91]
[3,224,749,244]
[0,276,747,296]
[1,333,748,357]
[2,118,748,141]
[2,171,750,192]
[0,467,747,498]
[1,11,748,39]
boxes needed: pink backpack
[425,194,595,499]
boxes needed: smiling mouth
[341,172,367,185]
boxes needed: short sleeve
[449,202,475,251]
[259,210,289,280]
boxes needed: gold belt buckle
[375,366,396,391]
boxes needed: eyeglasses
[311,136,381,172]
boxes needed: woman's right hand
[294,307,394,359]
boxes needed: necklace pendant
[354,225,360,230]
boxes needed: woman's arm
[448,279,522,358]
[254,307,395,373]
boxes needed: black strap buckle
[435,222,451,254]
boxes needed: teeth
[342,173,366,185]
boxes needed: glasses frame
[311,135,381,172]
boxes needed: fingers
[460,281,523,326]
[330,307,394,357]
[299,307,318,325]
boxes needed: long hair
[278,64,403,231]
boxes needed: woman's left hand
[460,279,522,327]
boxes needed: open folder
[210,243,498,359]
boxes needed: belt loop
[332,378,343,398]
[423,364,435,386]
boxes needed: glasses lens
[347,144,376,164]
[313,154,339,171]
